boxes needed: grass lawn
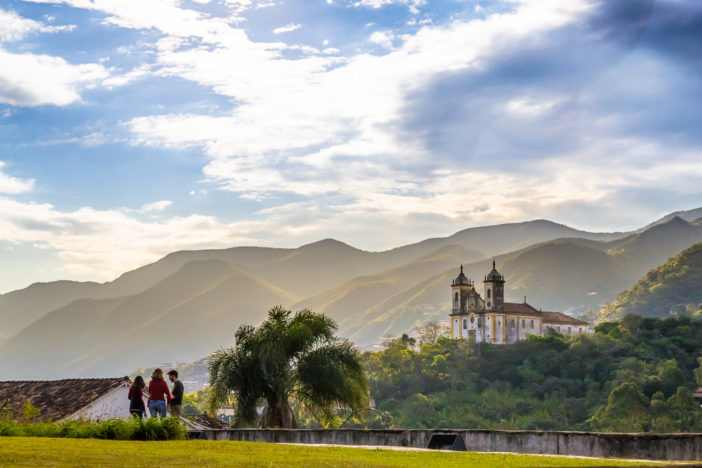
[0,437,665,467]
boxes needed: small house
[0,377,145,422]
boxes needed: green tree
[656,360,686,397]
[590,382,649,432]
[208,306,367,428]
[666,387,699,431]
[693,357,702,387]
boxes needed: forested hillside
[360,316,702,432]
[599,242,702,322]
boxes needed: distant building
[449,262,588,344]
[693,387,702,407]
[0,377,143,422]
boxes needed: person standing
[167,370,184,417]
[128,376,146,418]
[147,368,171,418]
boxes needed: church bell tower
[483,260,505,312]
[451,265,474,314]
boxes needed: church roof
[541,311,589,326]
[503,302,542,317]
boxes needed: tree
[693,357,702,388]
[208,306,368,428]
[417,322,445,345]
[589,382,649,432]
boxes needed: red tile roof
[541,311,589,326]
[503,302,543,317]
[0,377,130,422]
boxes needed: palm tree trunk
[262,399,297,428]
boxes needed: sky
[0,0,701,292]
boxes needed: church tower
[451,265,474,314]
[483,260,505,312]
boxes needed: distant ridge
[1,209,702,379]
[644,207,702,229]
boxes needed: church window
[454,292,458,304]
[487,289,491,298]
[530,319,534,328]
[470,316,475,324]
[521,319,525,327]
[463,319,467,329]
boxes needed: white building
[0,377,146,422]
[449,262,589,344]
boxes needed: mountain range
[1,208,702,379]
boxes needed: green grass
[0,437,661,467]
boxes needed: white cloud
[368,30,394,48]
[35,131,115,147]
[0,162,34,194]
[114,0,593,202]
[0,197,257,279]
[102,64,153,88]
[136,200,173,213]
[0,7,74,42]
[273,22,301,34]
[349,0,426,14]
[0,48,108,106]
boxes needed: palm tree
[208,306,368,428]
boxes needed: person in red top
[147,368,171,418]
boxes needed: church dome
[485,260,504,282]
[452,265,472,286]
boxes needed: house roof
[503,302,543,317]
[542,311,589,326]
[181,413,230,431]
[0,377,130,421]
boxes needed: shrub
[0,417,186,441]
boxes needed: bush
[0,417,187,441]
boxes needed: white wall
[543,323,588,336]
[64,385,148,421]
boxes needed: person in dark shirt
[167,370,184,417]
[128,375,146,418]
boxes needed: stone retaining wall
[194,429,702,461]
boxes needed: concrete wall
[196,429,702,461]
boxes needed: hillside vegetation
[359,316,702,432]
[599,242,702,322]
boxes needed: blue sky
[0,0,701,292]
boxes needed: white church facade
[449,262,588,344]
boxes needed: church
[449,262,588,344]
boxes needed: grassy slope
[0,438,649,467]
